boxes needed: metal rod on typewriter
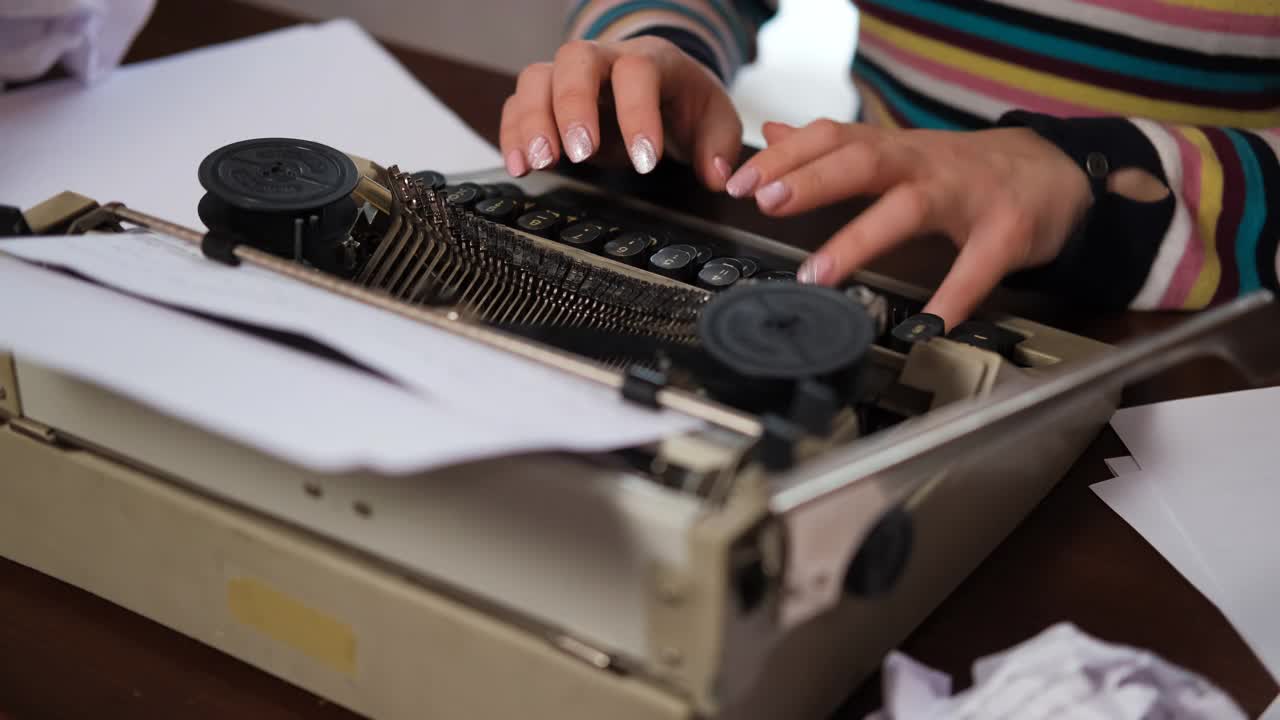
[109,205,763,438]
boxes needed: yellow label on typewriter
[227,576,357,675]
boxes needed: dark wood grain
[3,1,1275,718]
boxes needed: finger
[610,52,663,174]
[510,62,560,171]
[726,118,876,198]
[922,210,1029,329]
[552,40,612,163]
[798,183,933,285]
[689,86,745,191]
[754,140,907,216]
[497,95,529,177]
[761,121,797,145]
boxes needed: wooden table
[1,1,1275,717]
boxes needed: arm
[564,1,777,83]
[998,113,1279,311]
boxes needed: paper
[0,0,153,88]
[867,623,1246,719]
[0,18,500,230]
[0,232,701,447]
[0,255,533,475]
[1092,461,1221,612]
[1097,390,1280,686]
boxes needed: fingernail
[713,156,732,185]
[505,149,527,177]
[725,166,760,198]
[564,124,593,163]
[528,136,553,170]
[798,255,832,285]
[755,180,790,212]
[629,135,657,174]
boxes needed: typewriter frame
[2,164,1277,720]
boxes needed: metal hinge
[9,416,61,446]
[551,634,616,673]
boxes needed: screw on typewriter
[196,138,363,275]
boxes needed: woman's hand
[499,37,743,190]
[729,120,1098,329]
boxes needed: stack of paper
[1095,388,1280,716]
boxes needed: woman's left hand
[725,119,1095,329]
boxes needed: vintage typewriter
[2,138,1276,720]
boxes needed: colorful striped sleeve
[998,113,1280,312]
[1123,121,1280,310]
[564,1,777,82]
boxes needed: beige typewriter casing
[1,168,1276,720]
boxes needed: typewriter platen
[2,138,1277,720]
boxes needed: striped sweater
[566,0,1280,312]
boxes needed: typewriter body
[1,139,1276,720]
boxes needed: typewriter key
[700,284,874,380]
[690,245,714,266]
[697,259,742,290]
[947,321,1026,360]
[474,196,520,222]
[722,256,760,278]
[647,244,697,279]
[603,231,659,265]
[558,221,608,249]
[445,184,483,207]
[411,170,447,190]
[516,209,562,237]
[486,182,526,199]
[889,313,945,351]
[756,270,797,282]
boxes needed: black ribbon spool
[696,283,876,416]
[197,138,361,275]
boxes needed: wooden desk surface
[1,1,1274,717]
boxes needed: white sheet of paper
[1109,390,1280,681]
[0,254,556,475]
[0,232,701,448]
[0,18,500,230]
[1092,461,1220,604]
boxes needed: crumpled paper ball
[0,0,155,89]
[867,623,1246,719]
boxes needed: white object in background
[0,18,501,231]
[731,0,858,149]
[0,0,153,88]
[867,623,1246,720]
[0,231,700,448]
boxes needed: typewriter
[1,138,1276,720]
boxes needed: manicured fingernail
[564,124,593,163]
[755,180,790,211]
[798,255,832,284]
[725,166,760,198]
[713,156,732,185]
[629,135,657,174]
[528,136,553,170]
[505,149,528,177]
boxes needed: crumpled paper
[868,623,1246,720]
[0,0,154,89]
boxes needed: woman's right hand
[499,36,743,191]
